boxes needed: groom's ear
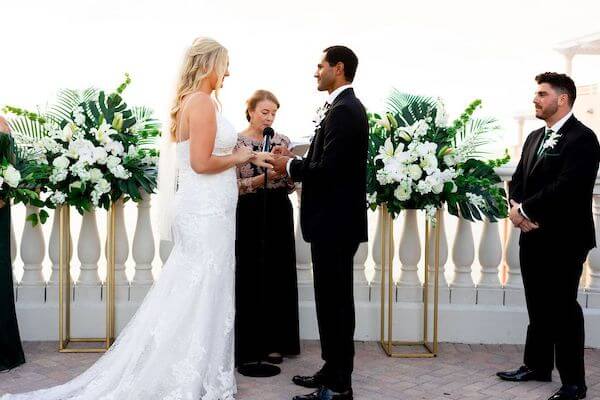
[334,62,345,77]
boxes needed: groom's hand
[272,145,294,157]
[271,154,290,176]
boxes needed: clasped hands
[237,145,293,181]
[509,200,540,233]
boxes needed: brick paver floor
[1,341,599,399]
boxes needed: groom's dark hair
[535,72,577,107]
[323,46,358,82]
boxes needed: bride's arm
[188,95,251,174]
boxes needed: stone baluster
[476,218,504,305]
[106,198,129,302]
[504,222,525,306]
[397,210,421,302]
[427,210,449,304]
[77,209,102,302]
[450,216,476,304]
[19,206,46,303]
[48,209,72,303]
[586,195,600,308]
[131,191,155,301]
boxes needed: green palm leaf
[47,88,98,123]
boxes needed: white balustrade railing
[9,165,600,347]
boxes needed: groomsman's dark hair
[323,46,358,82]
[535,72,577,107]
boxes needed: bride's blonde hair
[169,37,229,140]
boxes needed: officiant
[0,115,26,372]
[234,90,300,366]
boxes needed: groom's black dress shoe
[496,365,552,382]
[292,387,353,400]
[292,374,325,389]
[547,384,587,400]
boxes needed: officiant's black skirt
[235,188,300,365]
[0,203,26,371]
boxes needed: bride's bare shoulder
[182,92,215,115]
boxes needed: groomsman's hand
[518,219,539,233]
[271,154,290,176]
[509,200,539,232]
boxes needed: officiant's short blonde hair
[170,37,229,140]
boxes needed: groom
[498,72,600,400]
[271,45,368,400]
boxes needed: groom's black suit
[289,87,368,392]
[509,115,600,386]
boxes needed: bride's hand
[251,152,274,169]
[233,146,254,164]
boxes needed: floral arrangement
[367,90,509,223]
[3,74,160,224]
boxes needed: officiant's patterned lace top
[235,133,296,195]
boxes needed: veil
[157,134,178,242]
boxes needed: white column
[427,210,449,304]
[504,222,525,306]
[47,209,72,303]
[294,188,313,301]
[19,206,46,303]
[131,191,155,301]
[397,209,421,302]
[450,216,476,304]
[353,242,369,302]
[587,195,600,308]
[107,198,129,302]
[77,209,102,302]
[370,210,387,293]
[477,219,504,305]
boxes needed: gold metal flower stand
[58,204,116,353]
[379,205,441,358]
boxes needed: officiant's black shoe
[292,387,353,400]
[292,374,325,388]
[496,365,552,382]
[547,384,587,400]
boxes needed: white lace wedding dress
[1,113,239,400]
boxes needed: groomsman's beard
[535,102,558,121]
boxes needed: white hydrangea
[49,169,68,184]
[73,106,86,126]
[95,178,111,194]
[3,165,21,188]
[93,147,108,164]
[466,192,487,209]
[49,191,67,206]
[110,164,131,179]
[408,164,422,181]
[89,168,103,183]
[376,169,394,185]
[68,138,95,162]
[105,140,124,156]
[106,155,121,169]
[420,154,439,175]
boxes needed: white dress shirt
[285,84,354,177]
[519,111,573,220]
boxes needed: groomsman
[498,72,600,400]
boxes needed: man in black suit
[271,45,368,400]
[497,72,600,400]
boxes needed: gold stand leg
[58,204,116,353]
[379,207,441,358]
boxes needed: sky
[2,0,600,157]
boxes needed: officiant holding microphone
[234,90,300,367]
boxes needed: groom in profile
[498,72,600,400]
[271,45,368,400]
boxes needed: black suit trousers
[520,240,587,386]
[310,240,359,392]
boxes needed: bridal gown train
[1,113,239,400]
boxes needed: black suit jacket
[289,88,368,243]
[509,115,600,252]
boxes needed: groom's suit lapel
[308,88,354,160]
[528,115,576,176]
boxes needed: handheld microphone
[262,127,274,152]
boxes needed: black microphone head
[262,127,275,138]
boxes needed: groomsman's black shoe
[292,387,353,400]
[496,365,552,382]
[547,384,587,400]
[292,374,325,388]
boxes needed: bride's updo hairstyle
[169,37,229,141]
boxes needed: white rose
[106,155,121,169]
[49,169,68,184]
[3,165,21,188]
[52,156,70,170]
[408,164,422,181]
[110,165,131,179]
[95,178,111,194]
[89,168,103,183]
[105,140,124,156]
[420,154,438,174]
[443,154,457,166]
[93,147,108,164]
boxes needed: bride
[1,37,273,400]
